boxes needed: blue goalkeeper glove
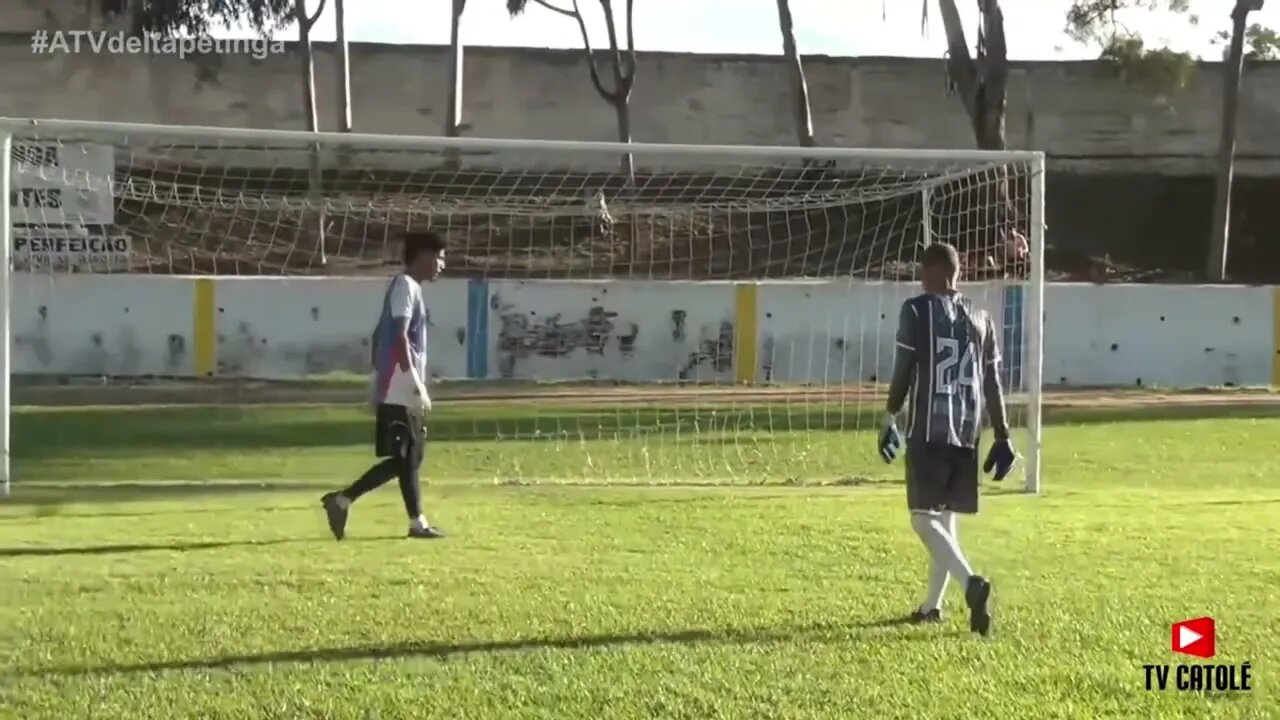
[878,413,902,463]
[983,438,1016,481]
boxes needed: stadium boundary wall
[9,274,1279,389]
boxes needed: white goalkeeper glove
[412,384,432,416]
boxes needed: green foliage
[1065,0,1190,44]
[1067,0,1202,94]
[128,0,293,36]
[1099,34,1197,91]
[1068,0,1277,93]
[1215,23,1280,60]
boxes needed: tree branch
[569,0,615,103]
[531,0,578,18]
[935,0,979,119]
[979,0,1009,106]
[600,0,626,92]
[621,0,637,82]
[299,0,328,30]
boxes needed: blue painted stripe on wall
[466,279,489,379]
[1001,285,1025,391]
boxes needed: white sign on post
[9,141,116,225]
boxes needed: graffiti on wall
[678,319,734,380]
[492,292,641,378]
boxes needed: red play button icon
[1171,617,1216,659]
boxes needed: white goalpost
[0,117,1044,495]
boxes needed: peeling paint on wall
[13,302,178,376]
[218,321,372,377]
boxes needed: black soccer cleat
[965,575,993,636]
[909,608,943,624]
[408,525,446,539]
[320,492,349,541]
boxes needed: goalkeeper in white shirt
[322,231,447,540]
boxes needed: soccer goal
[0,118,1044,495]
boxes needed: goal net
[0,119,1044,494]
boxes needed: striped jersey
[895,291,1000,449]
[373,273,428,407]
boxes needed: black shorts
[905,442,980,514]
[374,403,424,460]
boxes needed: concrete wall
[2,36,1279,175]
[13,273,1280,389]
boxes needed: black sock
[397,451,423,519]
[342,458,398,501]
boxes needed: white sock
[920,511,957,611]
[410,515,428,531]
[334,494,352,510]
[910,511,973,588]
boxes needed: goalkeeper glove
[878,413,903,463]
[412,383,432,416]
[983,438,1016,481]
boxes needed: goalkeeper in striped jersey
[877,242,1016,637]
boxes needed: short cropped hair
[402,231,446,265]
[921,242,960,276]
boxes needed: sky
[236,0,1280,61]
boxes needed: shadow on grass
[4,478,915,510]
[11,402,1279,460]
[0,533,398,558]
[4,482,336,508]
[31,618,965,678]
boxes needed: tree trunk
[614,99,633,176]
[444,0,467,169]
[594,0,636,180]
[297,0,327,265]
[972,108,1005,150]
[973,0,1008,151]
[298,4,319,133]
[446,0,466,137]
[334,0,352,133]
[935,0,1007,151]
[775,0,815,147]
[936,0,1015,272]
[1207,2,1253,281]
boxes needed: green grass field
[1,395,1278,719]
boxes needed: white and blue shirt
[373,273,428,407]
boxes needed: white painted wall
[1043,283,1275,388]
[213,277,470,381]
[13,273,195,377]
[757,281,1007,386]
[9,273,1278,388]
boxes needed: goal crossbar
[0,117,1045,165]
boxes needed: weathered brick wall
[0,35,1277,176]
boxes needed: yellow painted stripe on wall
[193,278,218,377]
[734,283,759,385]
[1272,286,1280,386]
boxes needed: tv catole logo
[1142,616,1252,693]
